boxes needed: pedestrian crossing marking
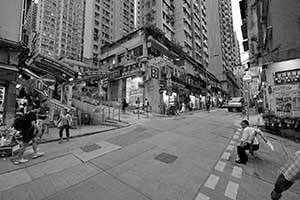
[215,161,226,172]
[221,152,231,160]
[195,192,210,200]
[231,166,243,179]
[224,181,239,200]
[226,145,234,151]
[204,174,220,190]
[235,131,240,135]
[237,128,241,131]
[230,140,236,145]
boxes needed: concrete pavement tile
[1,183,36,200]
[45,191,74,200]
[26,177,57,200]
[1,163,100,200]
[0,169,31,192]
[107,147,210,200]
[90,141,156,170]
[25,154,82,179]
[58,163,100,186]
[71,141,121,162]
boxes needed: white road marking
[226,145,234,151]
[204,174,220,190]
[237,128,241,131]
[195,192,210,200]
[235,131,240,135]
[232,166,243,179]
[221,152,231,160]
[224,181,239,200]
[233,135,239,139]
[230,140,236,145]
[214,161,226,172]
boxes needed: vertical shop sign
[0,87,5,125]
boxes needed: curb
[40,124,131,144]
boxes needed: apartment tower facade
[83,0,135,66]
[34,0,84,61]
[137,0,209,66]
[207,0,240,96]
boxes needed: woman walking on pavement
[206,97,211,113]
[57,109,72,144]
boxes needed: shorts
[20,127,36,143]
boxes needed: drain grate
[155,152,178,164]
[80,144,102,152]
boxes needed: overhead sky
[231,0,249,64]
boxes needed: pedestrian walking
[180,102,186,113]
[271,150,300,200]
[57,109,72,144]
[206,100,211,113]
[121,98,127,113]
[13,105,44,165]
[37,99,49,142]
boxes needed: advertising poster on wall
[271,84,300,116]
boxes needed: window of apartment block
[117,53,125,63]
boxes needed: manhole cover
[80,144,101,152]
[155,152,178,164]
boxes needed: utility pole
[243,72,252,120]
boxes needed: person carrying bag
[56,109,72,144]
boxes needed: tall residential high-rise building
[233,31,241,67]
[207,0,240,96]
[136,0,209,66]
[83,0,135,66]
[35,0,84,61]
[24,2,38,51]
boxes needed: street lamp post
[243,72,252,120]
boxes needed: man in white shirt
[236,120,263,164]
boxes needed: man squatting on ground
[271,150,300,200]
[235,119,269,164]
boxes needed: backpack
[14,114,30,131]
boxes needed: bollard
[146,106,149,118]
[102,107,105,122]
[108,106,110,119]
[118,105,121,122]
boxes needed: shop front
[263,58,300,139]
[0,65,18,126]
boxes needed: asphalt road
[1,110,299,200]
